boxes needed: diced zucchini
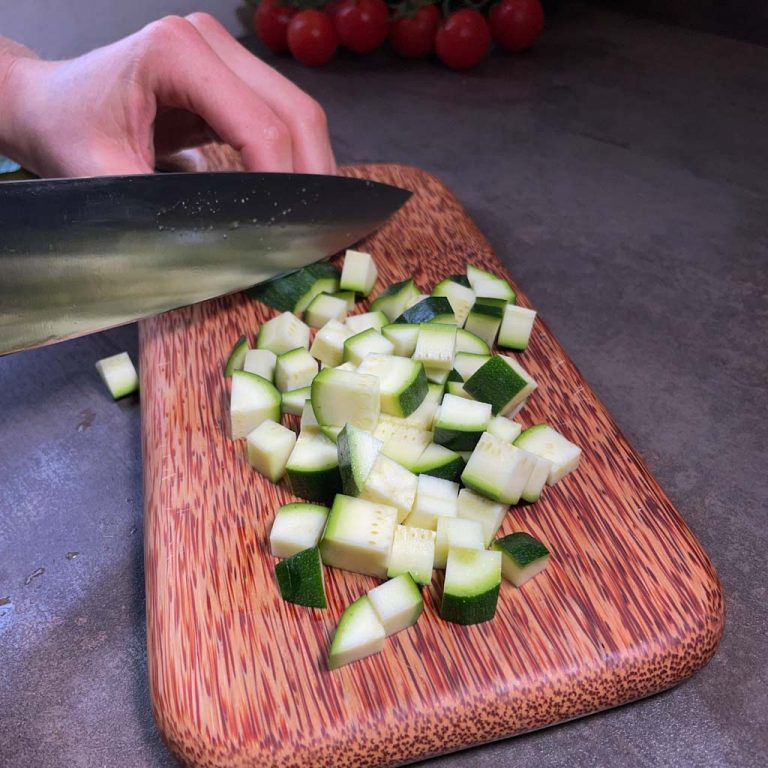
[257,312,311,355]
[441,547,502,625]
[300,401,320,431]
[413,323,457,372]
[328,596,386,670]
[329,290,356,310]
[305,292,349,329]
[249,262,340,314]
[453,352,490,381]
[319,495,398,578]
[387,525,436,584]
[373,417,400,445]
[464,297,506,347]
[413,443,465,482]
[381,323,420,357]
[424,365,450,385]
[405,292,430,310]
[360,453,418,523]
[380,424,433,472]
[434,517,484,569]
[311,368,380,430]
[243,348,277,381]
[356,354,428,418]
[230,370,281,439]
[487,415,522,443]
[446,369,463,383]
[340,249,378,295]
[275,347,318,393]
[432,278,475,326]
[343,328,395,366]
[457,488,507,546]
[464,355,537,416]
[400,396,439,430]
[246,420,297,482]
[394,296,455,325]
[281,386,311,416]
[514,424,582,484]
[223,335,249,378]
[406,474,459,530]
[370,278,421,321]
[466,265,516,303]
[425,383,445,404]
[455,329,490,355]
[461,432,536,504]
[519,452,552,502]
[346,311,388,335]
[433,393,491,451]
[285,430,341,504]
[498,305,536,351]
[446,273,471,287]
[95,351,139,399]
[270,502,329,558]
[494,532,550,587]
[335,361,357,372]
[310,319,353,368]
[337,423,383,497]
[367,574,423,636]
[275,546,327,609]
[320,425,343,442]
[444,381,473,399]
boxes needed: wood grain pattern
[140,158,724,768]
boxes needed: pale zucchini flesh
[243,348,277,381]
[96,351,139,399]
[304,292,349,329]
[356,353,428,418]
[346,311,388,335]
[328,595,386,669]
[246,420,297,482]
[257,312,311,355]
[387,525,436,584]
[498,304,536,351]
[367,574,423,636]
[337,423,383,497]
[434,517,485,569]
[340,249,379,295]
[343,328,395,366]
[494,532,550,587]
[456,488,508,547]
[285,429,342,504]
[311,368,381,431]
[441,546,502,625]
[406,474,460,530]
[360,453,419,523]
[230,370,281,439]
[274,347,318,393]
[514,424,582,484]
[310,319,353,367]
[270,502,329,558]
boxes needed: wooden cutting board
[140,161,724,768]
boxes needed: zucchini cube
[498,305,537,351]
[319,495,398,578]
[305,292,349,329]
[368,574,423,636]
[357,353,428,418]
[360,453,418,523]
[256,311,311,355]
[387,525,436,585]
[96,351,139,399]
[413,323,457,372]
[514,424,582,485]
[494,532,551,587]
[370,278,422,321]
[461,432,537,505]
[340,249,378,296]
[270,502,329,558]
[230,370,281,439]
[432,278,476,326]
[441,547,502,625]
[413,443,465,483]
[464,355,537,416]
[243,348,277,381]
[382,323,420,357]
[394,296,456,325]
[246,420,297,482]
[275,546,327,609]
[453,352,490,381]
[456,488,508,546]
[487,415,522,443]
[285,430,341,504]
[380,424,433,472]
[310,319,353,368]
[433,393,492,451]
[275,347,318,393]
[434,517,485,569]
[328,596,386,670]
[464,297,506,347]
[343,328,395,366]
[311,368,380,431]
[346,311,388,335]
[406,474,460,530]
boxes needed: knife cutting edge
[0,172,411,356]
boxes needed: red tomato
[254,0,298,54]
[389,4,440,60]
[333,0,390,54]
[489,0,544,53]
[287,10,338,66]
[435,9,491,70]
[325,0,346,23]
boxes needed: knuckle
[185,12,219,32]
[297,97,328,134]
[261,120,291,149]
[143,15,195,47]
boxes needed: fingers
[185,12,336,175]
[138,16,293,173]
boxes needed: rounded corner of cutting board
[140,157,726,768]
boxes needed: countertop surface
[1,4,766,767]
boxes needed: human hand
[0,13,336,177]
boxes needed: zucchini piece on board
[368,574,423,636]
[494,532,551,587]
[387,525,436,585]
[249,262,340,313]
[275,546,327,609]
[440,547,502,625]
[230,370,281,439]
[328,596,386,670]
[270,502,329,558]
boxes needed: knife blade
[0,172,410,356]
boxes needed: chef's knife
[0,172,410,356]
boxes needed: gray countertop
[1,4,766,767]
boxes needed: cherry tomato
[333,0,390,54]
[489,0,544,53]
[435,9,491,70]
[287,9,338,66]
[254,0,298,54]
[389,4,440,60]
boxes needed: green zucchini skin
[433,426,484,452]
[275,547,327,609]
[394,296,454,325]
[440,584,500,625]
[223,335,249,377]
[464,355,528,415]
[286,465,342,505]
[419,455,465,483]
[248,263,340,312]
[447,273,471,287]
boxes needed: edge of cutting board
[140,160,724,768]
